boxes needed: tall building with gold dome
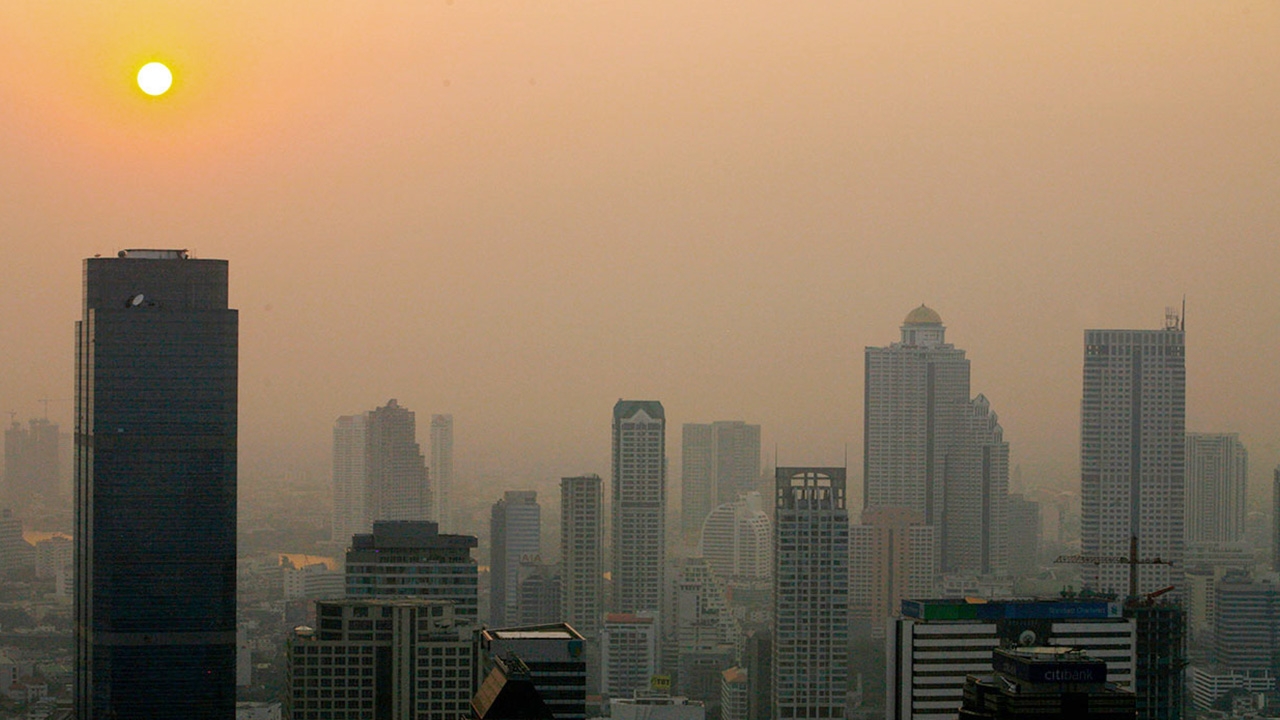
[862,305,1008,577]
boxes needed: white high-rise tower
[1081,314,1186,596]
[430,414,454,532]
[1185,433,1246,545]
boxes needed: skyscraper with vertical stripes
[611,400,666,615]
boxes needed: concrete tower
[1081,314,1186,597]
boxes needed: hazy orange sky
[2,1,1278,503]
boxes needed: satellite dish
[1019,630,1037,647]
[129,294,145,307]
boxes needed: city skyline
[2,3,1278,503]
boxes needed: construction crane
[1055,535,1170,603]
[37,398,71,419]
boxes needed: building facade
[345,521,479,622]
[680,421,761,542]
[75,250,238,719]
[560,475,603,642]
[478,623,588,720]
[3,418,59,510]
[849,507,936,639]
[698,492,771,586]
[611,400,666,615]
[1081,319,1186,597]
[331,414,368,545]
[600,612,659,700]
[888,599,1136,720]
[284,598,474,720]
[773,467,849,718]
[490,490,541,627]
[366,399,430,523]
[1184,433,1247,546]
[430,414,453,532]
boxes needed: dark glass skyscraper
[75,250,238,719]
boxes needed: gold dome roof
[903,304,942,325]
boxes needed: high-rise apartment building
[331,414,367,546]
[284,598,474,720]
[491,490,541,627]
[4,418,59,509]
[670,557,740,708]
[431,414,454,531]
[1184,433,1246,545]
[773,467,849,718]
[680,421,761,542]
[75,250,238,719]
[561,475,603,642]
[345,521,480,622]
[611,400,666,614]
[849,507,935,638]
[1081,318,1186,597]
[864,306,1008,575]
[698,492,771,585]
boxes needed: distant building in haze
[849,507,935,638]
[75,250,238,719]
[863,305,1009,576]
[611,400,666,615]
[431,414,454,532]
[345,520,479,622]
[601,612,659,700]
[560,475,603,642]
[3,418,59,510]
[1081,316,1186,597]
[773,467,849,718]
[680,421,760,542]
[331,399,431,544]
[698,492,771,586]
[1007,493,1042,577]
[490,491,541,627]
[1184,433,1246,545]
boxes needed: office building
[0,508,33,575]
[517,564,563,626]
[3,418,59,510]
[864,306,1009,576]
[670,557,740,707]
[75,249,238,719]
[1081,317,1186,597]
[958,647,1136,720]
[1184,433,1246,545]
[479,623,587,720]
[721,667,749,720]
[490,491,541,627]
[600,612,659,700]
[1275,467,1280,573]
[1127,602,1185,720]
[431,414,454,532]
[1006,494,1042,577]
[331,414,368,545]
[284,598,474,720]
[345,521,479,622]
[773,467,849,718]
[560,475,603,642]
[698,492,771,586]
[472,655,555,720]
[849,507,936,638]
[366,399,430,523]
[1188,570,1280,709]
[611,400,666,614]
[888,598,1136,720]
[680,421,761,542]
[332,400,431,544]
[743,630,771,720]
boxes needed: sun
[137,62,173,96]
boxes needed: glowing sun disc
[137,62,173,96]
